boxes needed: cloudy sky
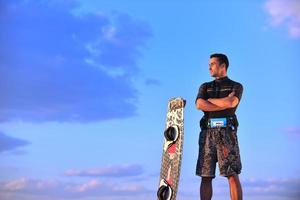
[0,0,300,200]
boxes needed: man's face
[209,57,223,77]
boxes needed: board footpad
[157,180,173,200]
[164,126,179,142]
[163,125,179,151]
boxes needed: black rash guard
[195,76,243,118]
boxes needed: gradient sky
[0,0,300,200]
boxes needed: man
[195,53,243,200]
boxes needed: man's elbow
[195,102,203,110]
[195,99,205,110]
[230,98,239,108]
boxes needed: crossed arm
[195,92,239,111]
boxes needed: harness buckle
[209,118,227,128]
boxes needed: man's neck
[215,74,227,80]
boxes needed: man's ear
[221,63,226,70]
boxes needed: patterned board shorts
[196,127,242,178]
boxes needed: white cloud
[264,0,300,38]
[218,177,300,198]
[282,126,300,138]
[64,164,143,177]
[112,184,142,193]
[1,176,300,200]
[0,177,150,199]
[3,178,27,191]
[72,179,102,192]
[178,177,300,199]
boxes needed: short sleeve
[233,83,243,101]
[195,83,208,103]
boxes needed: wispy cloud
[282,126,300,138]
[1,175,299,200]
[0,0,152,122]
[264,0,300,38]
[64,164,143,177]
[145,78,162,86]
[177,177,300,199]
[243,178,300,198]
[0,132,30,154]
[214,177,300,198]
[0,177,151,199]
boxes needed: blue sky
[0,0,300,200]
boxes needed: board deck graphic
[157,97,186,200]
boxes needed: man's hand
[228,91,235,97]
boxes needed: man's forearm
[207,97,233,109]
[207,90,239,109]
[196,98,227,111]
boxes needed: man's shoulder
[200,80,214,87]
[228,78,243,87]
